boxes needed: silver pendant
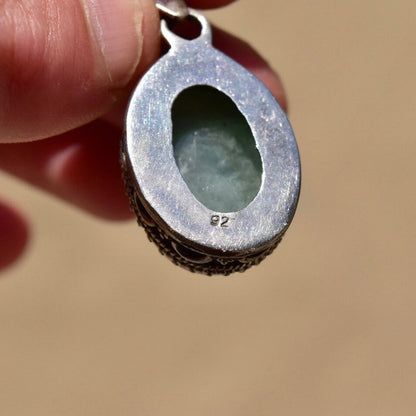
[121,5,301,275]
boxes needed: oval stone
[172,85,263,212]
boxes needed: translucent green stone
[172,86,262,212]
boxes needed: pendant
[121,4,301,275]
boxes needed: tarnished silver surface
[155,0,188,19]
[122,9,301,275]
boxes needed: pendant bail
[155,0,189,19]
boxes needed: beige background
[1,0,415,415]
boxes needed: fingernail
[82,0,144,86]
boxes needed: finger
[103,26,288,129]
[186,0,237,8]
[0,0,160,142]
[0,201,29,271]
[0,121,132,220]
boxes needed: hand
[0,0,287,271]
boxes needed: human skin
[0,0,287,270]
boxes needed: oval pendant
[121,9,301,275]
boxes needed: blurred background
[0,0,415,415]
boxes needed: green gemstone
[172,86,262,212]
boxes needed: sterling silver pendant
[121,5,301,275]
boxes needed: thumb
[0,0,159,142]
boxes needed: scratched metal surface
[124,10,300,255]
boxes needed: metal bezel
[124,10,301,257]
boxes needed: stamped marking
[210,215,234,228]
